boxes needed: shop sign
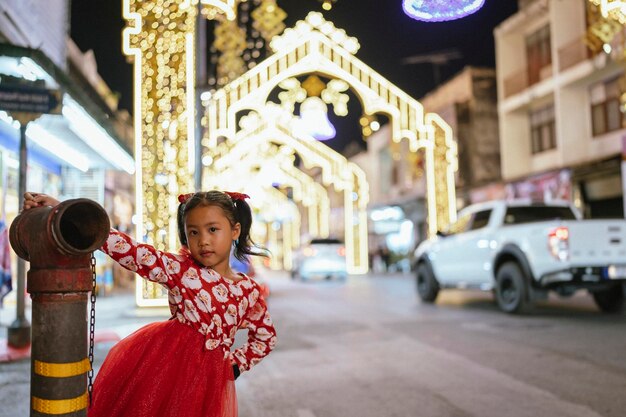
[0,84,62,115]
[505,169,571,202]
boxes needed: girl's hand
[23,192,60,211]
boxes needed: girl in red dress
[23,190,277,417]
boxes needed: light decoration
[203,140,330,270]
[587,1,626,111]
[202,104,366,271]
[591,0,626,24]
[296,97,336,140]
[278,76,350,141]
[402,0,486,22]
[122,0,236,307]
[203,11,457,274]
[213,17,248,85]
[251,0,287,41]
[320,1,337,11]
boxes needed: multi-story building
[495,0,625,218]
[420,66,501,207]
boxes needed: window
[530,105,556,153]
[503,206,576,225]
[526,25,552,86]
[468,210,491,231]
[590,77,624,136]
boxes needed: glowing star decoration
[402,0,486,22]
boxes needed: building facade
[0,0,136,293]
[420,66,502,207]
[495,0,625,218]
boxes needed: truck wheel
[592,284,625,313]
[416,263,439,303]
[495,262,532,314]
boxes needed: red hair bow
[225,191,250,201]
[178,193,194,203]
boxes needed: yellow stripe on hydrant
[34,358,91,378]
[32,391,89,415]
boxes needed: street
[1,271,626,417]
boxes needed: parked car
[291,238,347,281]
[413,200,626,314]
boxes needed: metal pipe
[9,199,110,417]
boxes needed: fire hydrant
[9,199,110,417]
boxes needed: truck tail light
[337,246,346,257]
[548,226,569,261]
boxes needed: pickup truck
[413,200,626,314]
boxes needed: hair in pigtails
[230,197,263,261]
[176,190,267,260]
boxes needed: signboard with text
[0,84,62,115]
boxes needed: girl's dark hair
[176,190,265,261]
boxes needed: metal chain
[88,253,97,405]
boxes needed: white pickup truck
[413,200,626,314]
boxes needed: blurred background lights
[402,0,486,22]
[320,0,337,11]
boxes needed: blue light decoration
[402,0,486,22]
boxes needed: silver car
[291,238,347,281]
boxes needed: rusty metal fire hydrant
[9,199,110,417]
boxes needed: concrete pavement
[0,287,170,417]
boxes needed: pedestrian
[22,190,277,417]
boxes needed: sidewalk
[0,290,172,417]
[0,289,171,363]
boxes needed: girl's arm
[22,192,181,287]
[101,229,181,288]
[231,281,277,373]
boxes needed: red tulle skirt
[89,319,237,417]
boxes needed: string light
[122,0,236,307]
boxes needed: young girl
[23,190,277,417]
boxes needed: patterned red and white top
[101,229,277,372]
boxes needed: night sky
[70,0,518,151]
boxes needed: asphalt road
[1,271,625,417]
[236,272,626,417]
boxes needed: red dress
[89,230,277,417]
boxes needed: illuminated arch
[203,12,457,272]
[203,106,369,273]
[204,143,331,270]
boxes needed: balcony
[558,38,589,72]
[503,69,528,98]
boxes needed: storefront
[0,43,135,298]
